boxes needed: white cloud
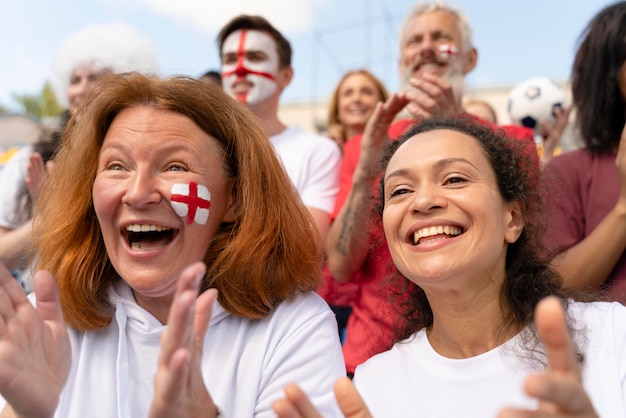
[134,0,330,33]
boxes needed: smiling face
[220,29,281,105]
[337,73,384,136]
[92,106,236,313]
[398,11,470,94]
[382,129,523,295]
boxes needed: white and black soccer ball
[507,77,567,131]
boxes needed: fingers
[406,73,458,118]
[380,93,410,123]
[191,288,216,360]
[32,270,64,324]
[158,262,206,367]
[26,153,47,200]
[0,262,28,310]
[334,377,373,418]
[535,297,577,374]
[524,297,598,415]
[151,262,210,416]
[524,372,594,413]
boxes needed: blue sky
[0,0,614,112]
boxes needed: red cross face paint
[221,29,279,105]
[170,182,211,225]
[438,44,458,61]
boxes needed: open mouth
[125,224,176,251]
[411,225,463,245]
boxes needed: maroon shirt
[543,148,626,303]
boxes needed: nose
[408,184,447,213]
[418,35,437,58]
[122,170,162,208]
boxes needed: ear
[276,65,293,90]
[222,182,239,223]
[504,200,524,244]
[462,47,478,75]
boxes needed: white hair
[51,22,159,107]
[399,1,474,54]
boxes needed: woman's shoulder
[568,299,626,323]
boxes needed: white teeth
[130,241,142,250]
[126,224,170,232]
[413,225,462,244]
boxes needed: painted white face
[221,29,280,105]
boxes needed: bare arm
[550,124,626,291]
[307,207,331,252]
[326,95,409,282]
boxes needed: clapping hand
[0,263,70,418]
[404,72,462,119]
[148,262,220,418]
[25,152,54,204]
[538,106,571,165]
[273,377,372,418]
[359,93,410,176]
[498,297,598,418]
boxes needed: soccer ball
[507,77,567,131]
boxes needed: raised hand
[359,93,410,175]
[538,106,571,164]
[25,152,51,204]
[0,263,70,418]
[273,377,372,418]
[498,297,598,418]
[404,72,461,119]
[148,262,220,418]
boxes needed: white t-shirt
[0,145,32,229]
[7,283,345,417]
[354,301,626,417]
[270,127,341,214]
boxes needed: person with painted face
[324,1,537,377]
[0,73,345,418]
[217,15,342,251]
[0,22,158,290]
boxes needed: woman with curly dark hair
[273,116,625,417]
[543,2,626,304]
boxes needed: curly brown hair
[374,116,574,356]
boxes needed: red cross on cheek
[170,182,211,225]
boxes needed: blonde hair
[326,69,389,146]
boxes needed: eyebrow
[384,157,479,182]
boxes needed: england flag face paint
[170,182,211,225]
[438,44,458,61]
[221,29,279,105]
